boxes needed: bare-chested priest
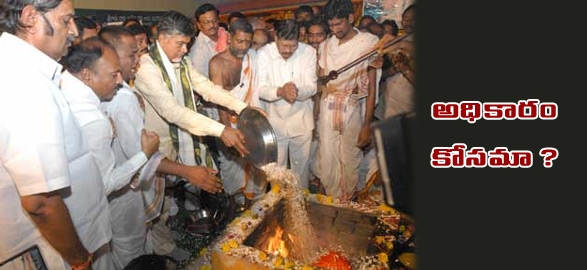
[208,18,265,209]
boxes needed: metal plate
[237,107,278,168]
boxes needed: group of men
[0,0,416,269]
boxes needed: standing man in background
[0,0,112,269]
[185,3,227,213]
[257,19,317,189]
[318,0,381,201]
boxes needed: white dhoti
[217,53,267,200]
[319,93,365,200]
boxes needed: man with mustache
[257,19,317,190]
[184,2,227,213]
[318,0,381,201]
[208,18,265,210]
[0,1,114,269]
[188,3,226,122]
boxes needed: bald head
[252,28,269,51]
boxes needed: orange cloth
[215,27,228,53]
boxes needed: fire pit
[186,188,416,270]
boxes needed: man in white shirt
[133,10,250,251]
[99,25,224,265]
[61,37,161,268]
[257,19,317,189]
[0,1,111,269]
[318,0,381,201]
[188,3,226,123]
[61,37,161,197]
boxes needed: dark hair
[227,11,246,23]
[359,15,376,29]
[403,4,416,16]
[62,36,114,73]
[323,0,354,21]
[382,19,399,36]
[274,19,299,40]
[229,18,253,35]
[74,16,97,35]
[367,22,383,38]
[194,3,219,21]
[0,0,62,34]
[218,22,228,31]
[157,10,195,37]
[253,28,269,39]
[297,20,310,31]
[126,23,147,36]
[98,25,134,49]
[312,5,324,20]
[308,18,330,35]
[295,5,313,19]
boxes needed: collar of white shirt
[60,70,101,110]
[0,32,63,85]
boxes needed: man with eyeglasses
[1,1,113,269]
[257,19,317,190]
[185,3,230,213]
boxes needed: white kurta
[317,30,380,200]
[188,31,222,121]
[0,33,111,269]
[257,41,317,188]
[134,41,247,163]
[101,83,156,269]
[61,72,148,196]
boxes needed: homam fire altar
[186,164,416,270]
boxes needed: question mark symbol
[539,147,559,168]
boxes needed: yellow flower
[378,252,388,263]
[404,230,412,239]
[316,194,325,203]
[221,243,230,253]
[199,248,208,257]
[229,239,239,248]
[240,222,248,231]
[302,266,314,270]
[303,189,310,196]
[242,210,251,217]
[378,204,395,214]
[399,225,406,233]
[284,259,294,270]
[375,236,385,244]
[272,184,281,194]
[386,241,394,250]
[258,251,267,261]
[273,256,284,267]
[325,196,333,204]
[200,265,211,270]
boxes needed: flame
[265,226,289,258]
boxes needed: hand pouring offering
[237,107,278,169]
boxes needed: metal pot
[237,107,278,169]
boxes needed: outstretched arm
[21,191,92,267]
